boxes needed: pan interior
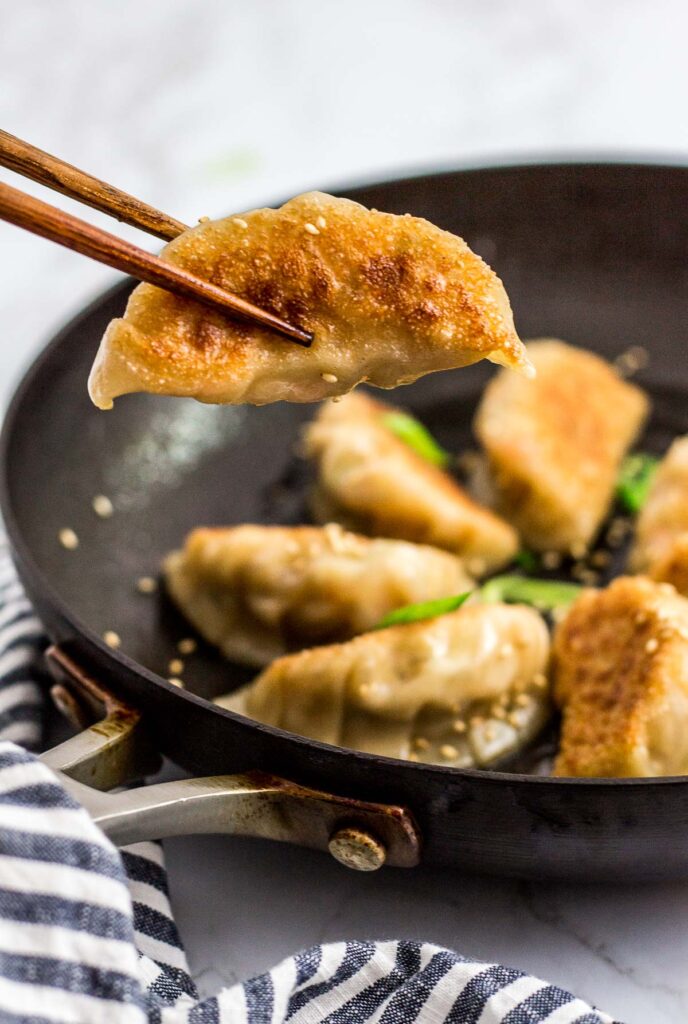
[4,162,688,712]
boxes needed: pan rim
[3,157,688,790]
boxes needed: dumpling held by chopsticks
[88,192,530,409]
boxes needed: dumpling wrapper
[553,576,688,777]
[164,523,473,668]
[630,437,688,593]
[216,602,551,767]
[304,392,518,574]
[88,192,531,409]
[474,339,649,553]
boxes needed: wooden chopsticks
[0,130,188,242]
[0,131,313,347]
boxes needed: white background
[3,2,688,1020]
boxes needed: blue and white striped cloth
[0,537,619,1024]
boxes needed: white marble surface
[3,2,688,1020]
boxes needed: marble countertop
[3,2,688,1020]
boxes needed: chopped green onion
[479,575,583,612]
[372,574,585,632]
[381,411,451,467]
[374,591,471,630]
[513,549,539,573]
[616,453,660,514]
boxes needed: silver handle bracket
[41,645,421,871]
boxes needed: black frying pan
[3,161,688,882]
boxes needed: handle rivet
[328,826,386,871]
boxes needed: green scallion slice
[479,575,584,612]
[374,591,471,630]
[616,453,660,514]
[381,411,451,468]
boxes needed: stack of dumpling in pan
[88,190,688,777]
[162,336,685,777]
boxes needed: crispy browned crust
[304,392,518,573]
[630,437,688,593]
[88,192,529,409]
[474,339,649,553]
[553,576,688,777]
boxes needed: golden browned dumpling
[164,523,473,667]
[630,437,688,593]
[304,392,518,574]
[88,192,531,409]
[553,576,688,777]
[474,339,649,553]
[217,602,551,767]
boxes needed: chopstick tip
[292,327,314,348]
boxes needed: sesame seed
[614,345,649,378]
[168,677,185,688]
[515,693,531,707]
[136,576,157,594]
[452,719,467,733]
[606,517,630,546]
[321,372,338,384]
[542,551,562,570]
[233,217,248,229]
[645,638,659,653]
[492,706,507,720]
[92,495,114,518]
[407,751,419,762]
[178,638,197,655]
[499,642,514,659]
[304,222,319,235]
[103,630,121,649]
[413,736,430,751]
[469,715,484,728]
[59,528,79,550]
[316,216,327,229]
[484,725,496,741]
[590,550,611,568]
[532,672,548,688]
[168,658,184,676]
[635,612,648,625]
[198,215,210,224]
[627,345,649,366]
[507,712,521,727]
[440,744,459,761]
[659,582,676,595]
[331,396,343,403]
[570,541,587,560]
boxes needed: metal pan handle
[41,646,421,872]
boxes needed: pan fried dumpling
[630,437,688,593]
[553,576,688,777]
[88,192,531,410]
[164,523,473,668]
[304,392,518,574]
[474,339,649,553]
[217,602,551,767]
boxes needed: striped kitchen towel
[0,535,619,1024]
